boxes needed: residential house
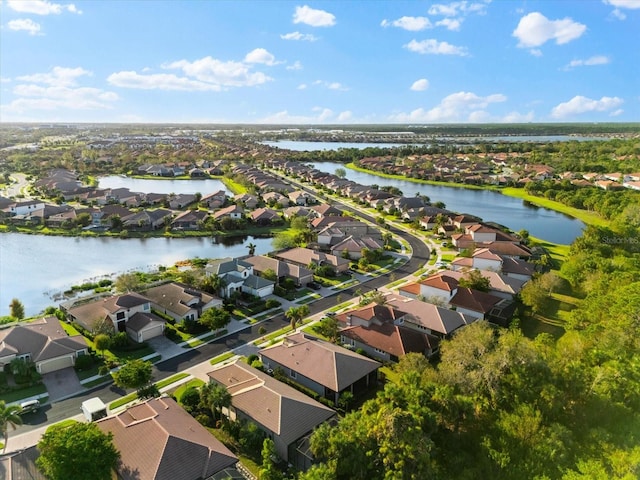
[249,207,281,226]
[330,236,383,259]
[212,205,244,220]
[66,293,166,343]
[122,209,173,230]
[234,193,259,209]
[259,332,380,404]
[451,214,481,229]
[97,397,237,480]
[274,247,350,274]
[312,204,343,217]
[168,194,197,209]
[0,316,88,374]
[205,258,275,298]
[245,255,314,287]
[262,191,289,207]
[207,361,335,469]
[171,210,208,230]
[283,206,313,220]
[141,282,222,323]
[399,272,460,304]
[500,256,536,281]
[0,446,47,480]
[289,190,313,206]
[201,190,228,209]
[4,200,45,217]
[449,287,505,321]
[450,248,503,271]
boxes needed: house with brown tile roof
[311,204,342,217]
[207,361,335,468]
[244,255,313,287]
[171,210,208,230]
[274,247,350,274]
[249,207,281,225]
[140,282,222,322]
[340,322,439,362]
[97,397,237,480]
[65,293,165,343]
[0,317,88,374]
[212,204,244,220]
[259,332,380,404]
[0,445,46,480]
[330,235,383,259]
[449,287,504,320]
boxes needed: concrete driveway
[41,367,82,402]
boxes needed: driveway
[41,367,82,402]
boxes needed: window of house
[289,369,297,379]
[116,311,126,320]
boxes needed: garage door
[140,324,164,342]
[38,356,74,374]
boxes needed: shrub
[265,299,281,309]
[164,327,180,341]
[196,414,212,427]
[98,365,110,376]
[179,386,201,412]
[111,332,129,349]
[246,354,259,365]
[74,355,93,371]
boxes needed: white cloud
[7,0,81,15]
[404,39,468,56]
[410,79,430,91]
[0,77,11,83]
[390,91,506,122]
[3,66,117,115]
[337,111,353,122]
[244,48,278,66]
[259,107,339,124]
[107,71,222,91]
[564,55,610,70]
[297,83,307,90]
[610,108,624,116]
[280,31,318,41]
[163,56,272,87]
[17,66,91,86]
[8,18,42,35]
[603,0,640,8]
[611,8,627,19]
[435,18,462,31]
[513,12,586,48]
[530,49,543,57]
[500,110,535,123]
[293,5,336,27]
[287,61,303,70]
[312,107,334,122]
[312,80,348,91]
[381,16,432,31]
[428,1,490,17]
[551,95,624,118]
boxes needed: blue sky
[1,0,638,124]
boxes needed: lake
[307,161,585,245]
[0,233,273,317]
[98,176,228,195]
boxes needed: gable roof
[274,247,349,269]
[0,446,46,480]
[208,361,335,447]
[141,282,218,316]
[244,256,313,280]
[385,296,474,335]
[259,333,380,391]
[97,397,237,480]
[450,287,502,313]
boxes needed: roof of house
[439,270,526,295]
[335,303,402,325]
[331,235,382,253]
[142,282,219,317]
[213,205,244,219]
[340,322,438,357]
[259,333,380,391]
[243,274,274,290]
[208,361,335,447]
[500,256,536,276]
[0,445,46,480]
[385,295,474,335]
[312,204,342,216]
[0,317,87,364]
[419,273,460,292]
[126,311,166,333]
[449,287,502,313]
[97,397,237,480]
[206,257,253,276]
[472,248,503,262]
[250,208,280,221]
[274,247,349,269]
[244,256,313,280]
[67,293,150,330]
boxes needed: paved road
[13,172,430,435]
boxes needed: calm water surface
[98,176,228,195]
[0,233,272,317]
[308,161,585,245]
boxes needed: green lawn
[221,177,248,194]
[0,383,47,404]
[156,373,190,390]
[210,352,236,365]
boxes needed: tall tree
[458,269,491,292]
[286,305,310,330]
[246,242,257,255]
[37,422,120,480]
[114,273,140,293]
[9,298,24,320]
[200,383,232,423]
[206,273,227,297]
[199,306,231,333]
[112,359,153,396]
[0,400,22,453]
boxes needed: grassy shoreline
[345,162,608,228]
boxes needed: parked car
[19,399,40,414]
[307,282,321,290]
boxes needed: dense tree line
[302,205,640,479]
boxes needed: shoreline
[345,162,608,228]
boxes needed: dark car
[307,282,321,290]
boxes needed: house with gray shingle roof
[205,258,274,298]
[208,360,335,468]
[65,293,165,343]
[141,282,222,322]
[0,316,88,374]
[259,332,380,405]
[97,396,237,480]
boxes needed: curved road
[14,175,430,434]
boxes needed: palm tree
[200,383,231,423]
[0,400,23,453]
[246,242,257,256]
[207,274,228,297]
[286,305,310,330]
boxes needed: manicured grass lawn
[110,393,137,410]
[171,379,205,402]
[46,419,79,431]
[83,376,112,389]
[520,315,565,340]
[315,274,351,287]
[221,177,247,194]
[0,383,47,403]
[210,352,236,365]
[440,253,457,262]
[156,372,190,390]
[501,187,609,227]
